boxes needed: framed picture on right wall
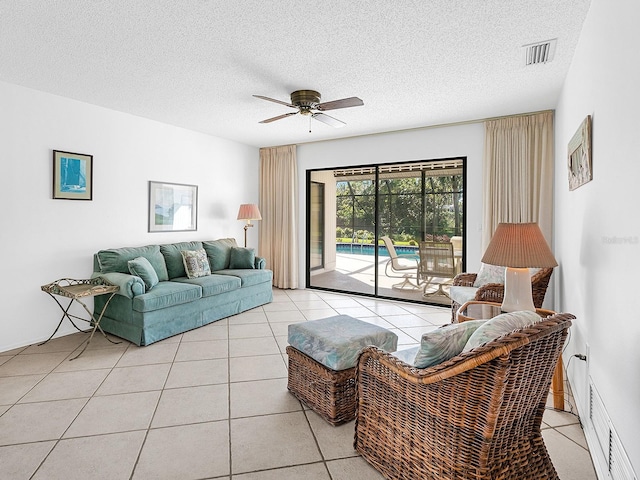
[567,115,592,190]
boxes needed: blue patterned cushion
[463,310,542,352]
[391,346,420,364]
[473,263,506,287]
[413,319,487,368]
[449,286,478,306]
[288,315,398,371]
[181,249,211,279]
[127,256,159,291]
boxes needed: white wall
[0,81,259,352]
[554,0,640,474]
[296,123,485,286]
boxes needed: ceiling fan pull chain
[309,116,312,133]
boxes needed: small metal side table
[41,278,121,360]
[456,301,565,411]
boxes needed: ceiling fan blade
[316,97,364,111]
[312,112,346,128]
[253,95,296,108]
[259,112,298,124]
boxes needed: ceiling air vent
[522,39,557,65]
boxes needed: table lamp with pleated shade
[481,222,558,312]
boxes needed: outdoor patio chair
[450,267,553,321]
[354,312,574,480]
[418,241,456,298]
[381,236,420,289]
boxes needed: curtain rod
[262,109,554,148]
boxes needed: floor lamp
[237,204,262,247]
[481,223,558,312]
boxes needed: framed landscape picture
[567,115,592,191]
[148,181,198,232]
[53,150,93,200]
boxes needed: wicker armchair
[354,312,573,480]
[450,267,553,320]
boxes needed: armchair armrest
[452,272,477,287]
[474,282,505,304]
[91,272,145,298]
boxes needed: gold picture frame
[567,115,592,191]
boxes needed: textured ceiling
[0,1,591,148]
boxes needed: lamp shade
[237,204,262,221]
[481,223,558,268]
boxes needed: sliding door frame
[306,157,467,305]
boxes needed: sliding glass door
[307,158,465,305]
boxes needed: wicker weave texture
[451,268,553,321]
[286,346,357,426]
[354,313,573,480]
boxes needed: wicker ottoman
[287,315,398,425]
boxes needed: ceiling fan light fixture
[254,89,363,129]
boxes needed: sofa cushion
[229,247,255,269]
[413,319,487,368]
[172,273,241,297]
[160,241,203,279]
[97,245,169,281]
[132,281,202,313]
[463,310,542,352]
[214,269,273,287]
[181,249,211,279]
[203,238,238,271]
[127,256,159,291]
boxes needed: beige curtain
[259,145,299,289]
[482,111,554,249]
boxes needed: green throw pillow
[127,256,159,291]
[229,247,256,269]
[181,249,212,279]
[413,319,487,368]
[203,238,238,271]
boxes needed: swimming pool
[336,243,418,257]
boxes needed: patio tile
[0,441,56,480]
[165,358,228,388]
[34,431,145,480]
[64,391,160,437]
[326,457,386,480]
[0,374,45,405]
[134,422,229,479]
[152,384,228,427]
[0,398,87,445]
[230,354,287,382]
[234,463,329,479]
[230,378,302,418]
[230,412,321,474]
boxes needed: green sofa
[92,238,273,346]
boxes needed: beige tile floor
[0,288,597,480]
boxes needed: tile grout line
[29,339,127,480]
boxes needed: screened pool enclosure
[307,158,465,306]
